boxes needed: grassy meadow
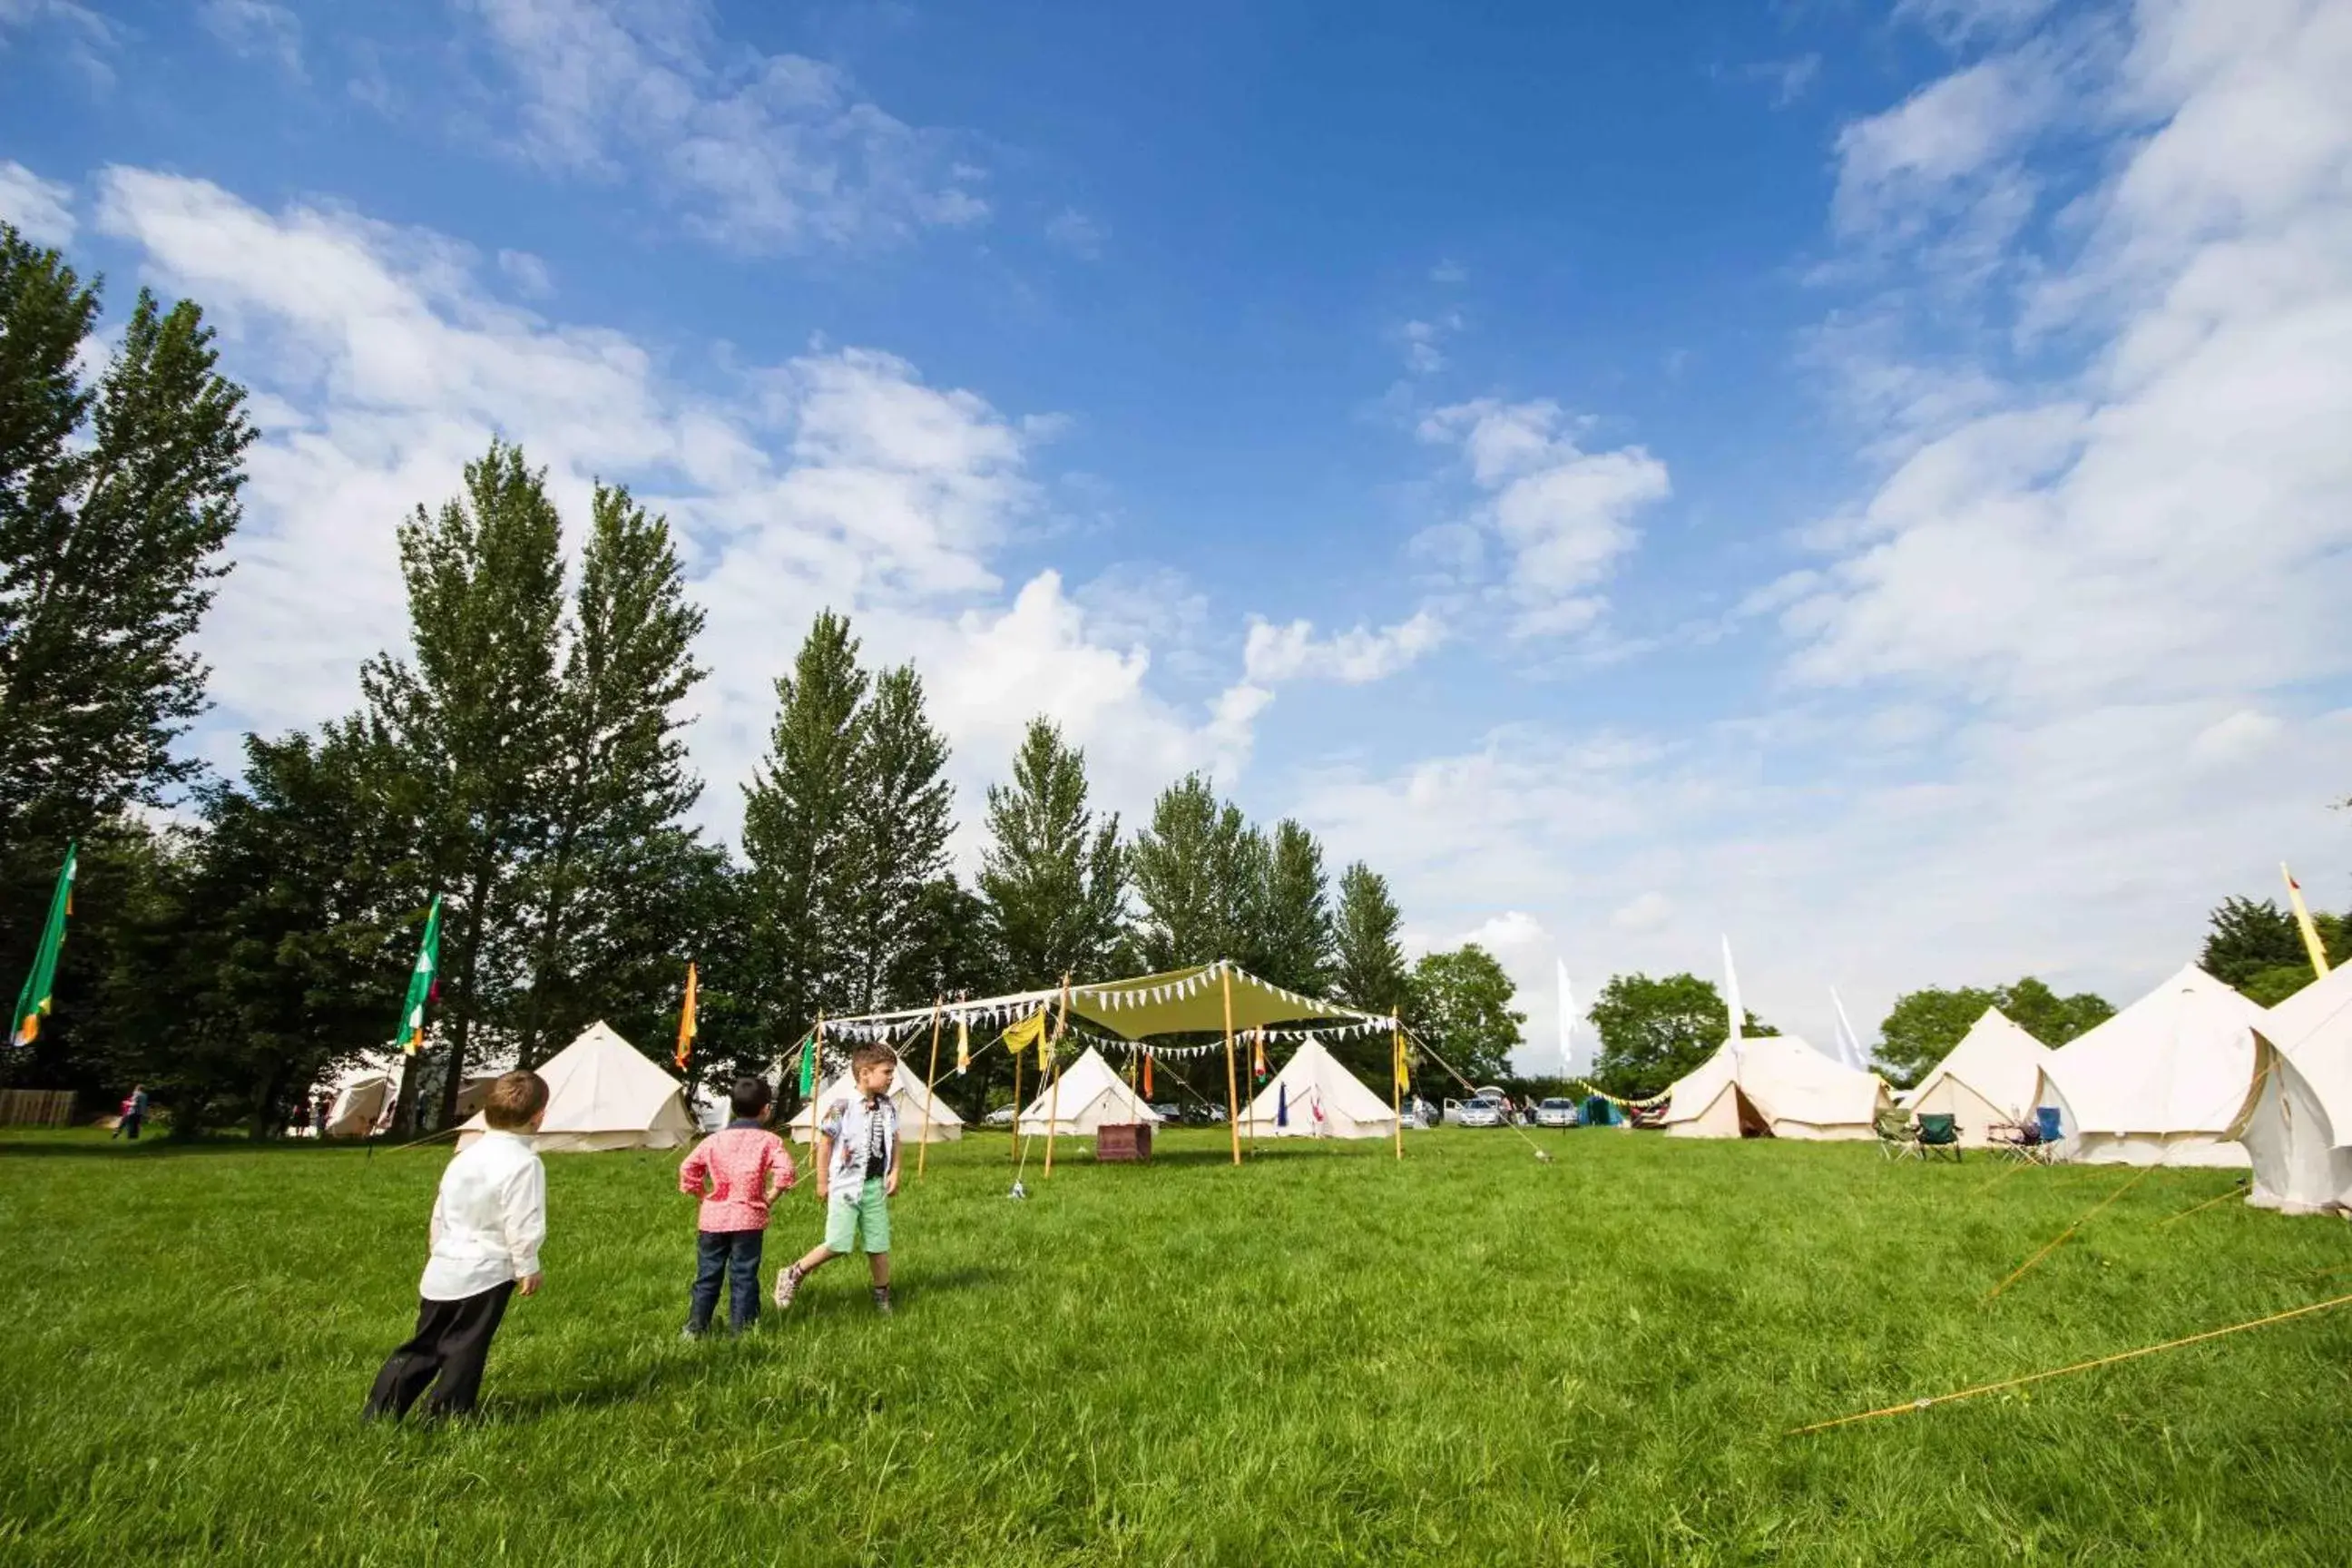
[3,1123,2350,1566]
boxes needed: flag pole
[1391,1023,1406,1162]
[1222,963,1241,1166]
[917,995,943,1181]
[1044,975,1070,1179]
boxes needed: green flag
[12,843,75,1045]
[396,895,443,1054]
[796,1029,818,1097]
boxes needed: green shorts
[824,1177,891,1254]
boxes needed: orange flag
[674,962,699,1070]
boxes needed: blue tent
[1581,1095,1625,1127]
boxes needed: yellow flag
[2285,864,2332,976]
[1003,1009,1047,1067]
[955,1015,970,1076]
[673,962,698,1070]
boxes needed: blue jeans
[687,1230,764,1334]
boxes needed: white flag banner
[1831,988,1867,1073]
[1556,957,1580,1077]
[1721,936,1745,1053]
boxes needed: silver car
[1534,1097,1579,1128]
[1455,1099,1502,1128]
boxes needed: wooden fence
[0,1089,76,1127]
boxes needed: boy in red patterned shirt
[677,1076,795,1338]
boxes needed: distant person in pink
[676,1076,795,1338]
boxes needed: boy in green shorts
[774,1042,900,1315]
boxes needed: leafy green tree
[1874,976,2114,1086]
[977,718,1126,990]
[2200,895,2348,1004]
[740,612,869,1047]
[1331,862,1407,1017]
[1404,944,1524,1090]
[362,442,566,1129]
[1129,774,1263,972]
[842,663,956,1013]
[1586,972,1773,1100]
[102,722,424,1136]
[512,484,710,1066]
[0,229,252,1093]
[1258,819,1334,995]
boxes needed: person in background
[773,1043,902,1317]
[363,1070,549,1423]
[312,1096,329,1140]
[676,1075,794,1338]
[111,1084,148,1141]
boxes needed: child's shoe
[872,1285,893,1317]
[773,1264,802,1309]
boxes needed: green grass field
[4,1124,2349,1566]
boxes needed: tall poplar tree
[1259,818,1335,994]
[512,484,710,1064]
[362,442,565,1129]
[740,612,868,1045]
[1331,861,1407,1015]
[977,718,1127,989]
[842,664,955,1013]
[1129,774,1264,972]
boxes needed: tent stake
[1044,975,1069,1179]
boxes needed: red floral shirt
[678,1123,794,1232]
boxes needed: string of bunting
[1571,1077,1670,1112]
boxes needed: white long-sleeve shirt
[419,1130,546,1301]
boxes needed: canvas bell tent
[1663,1033,1887,1140]
[457,1021,694,1152]
[2036,965,2262,1168]
[2227,963,2352,1213]
[1898,1007,2053,1146]
[1017,1045,1162,1137]
[789,1046,965,1145]
[320,1055,398,1137]
[1236,1036,1398,1139]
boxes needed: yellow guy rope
[1984,1163,2158,1301]
[2157,1183,2249,1228]
[1788,1291,2352,1436]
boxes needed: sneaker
[872,1286,893,1317]
[772,1265,801,1309]
[681,1324,706,1342]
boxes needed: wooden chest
[1095,1122,1152,1162]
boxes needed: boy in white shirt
[364,1070,549,1422]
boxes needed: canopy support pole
[1392,1024,1406,1161]
[1009,1048,1021,1169]
[916,996,942,1181]
[1044,975,1070,1179]
[1223,964,1241,1166]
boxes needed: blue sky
[5,0,2351,1067]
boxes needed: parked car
[983,1105,1016,1126]
[1455,1099,1502,1129]
[1149,1103,1182,1122]
[1534,1097,1579,1129]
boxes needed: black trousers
[112,1113,142,1140]
[687,1229,764,1333]
[364,1282,514,1420]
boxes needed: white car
[1455,1099,1502,1129]
[1534,1097,1579,1129]
[983,1105,1016,1126]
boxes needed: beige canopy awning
[823,959,1393,1044]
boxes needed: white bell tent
[457,1021,695,1153]
[1016,1045,1162,1137]
[1898,1008,2053,1146]
[321,1054,399,1138]
[789,1047,965,1145]
[1236,1036,1399,1140]
[2227,963,2352,1213]
[1663,1033,1887,1140]
[2036,965,2261,1168]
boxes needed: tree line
[0,224,1526,1136]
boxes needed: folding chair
[1876,1109,1921,1161]
[1916,1112,1962,1162]
[1986,1117,2041,1162]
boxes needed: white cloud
[1043,207,1104,260]
[1242,610,1444,685]
[1416,398,1670,638]
[457,0,988,252]
[1396,310,1461,375]
[1831,53,2055,249]
[495,247,554,297]
[0,160,74,246]
[1610,891,1673,932]
[90,166,1252,846]
[1748,54,1822,109]
[201,0,301,76]
[1896,0,2060,45]
[0,0,117,87]
[1429,260,1468,285]
[1790,0,2352,712]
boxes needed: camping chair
[1876,1109,1921,1161]
[1986,1117,2043,1162]
[1916,1112,1962,1163]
